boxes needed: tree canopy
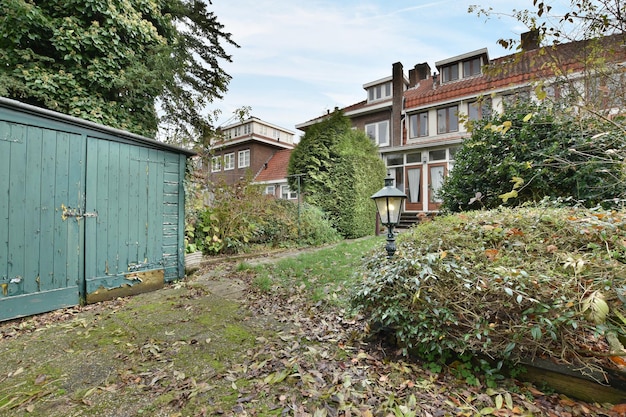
[0,0,237,138]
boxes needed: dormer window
[437,48,488,84]
[368,82,392,102]
[463,57,482,78]
[441,63,459,83]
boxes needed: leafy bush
[327,130,386,238]
[185,179,341,255]
[439,101,626,212]
[352,204,626,373]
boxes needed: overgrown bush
[185,179,341,255]
[352,203,626,374]
[439,101,626,212]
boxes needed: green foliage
[288,111,351,196]
[0,0,237,138]
[439,101,626,212]
[185,178,340,255]
[352,205,626,373]
[288,111,386,238]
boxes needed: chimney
[415,63,430,81]
[521,30,540,51]
[409,63,430,88]
[391,62,404,147]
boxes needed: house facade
[297,32,626,215]
[207,116,298,200]
[209,117,294,184]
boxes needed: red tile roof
[405,35,626,109]
[254,149,292,182]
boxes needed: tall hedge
[330,130,386,238]
[288,112,385,238]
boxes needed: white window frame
[223,153,235,170]
[365,120,390,146]
[238,149,250,168]
[442,63,459,83]
[243,124,251,134]
[211,156,221,172]
[368,82,392,102]
[463,57,482,78]
[281,185,297,200]
[264,185,275,196]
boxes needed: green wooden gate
[0,99,191,321]
[83,137,186,303]
[0,121,85,319]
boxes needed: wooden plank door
[0,121,84,321]
[83,138,167,303]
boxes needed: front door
[428,163,447,211]
[405,166,423,212]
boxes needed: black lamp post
[371,172,407,258]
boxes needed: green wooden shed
[0,97,195,321]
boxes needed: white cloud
[209,0,531,131]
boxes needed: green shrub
[185,178,341,255]
[352,204,626,372]
[439,101,626,212]
[288,111,385,238]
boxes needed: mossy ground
[0,267,283,417]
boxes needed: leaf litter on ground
[0,237,624,416]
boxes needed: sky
[208,0,553,136]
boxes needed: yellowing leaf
[523,112,534,122]
[498,190,518,203]
[510,177,524,189]
[495,393,503,409]
[582,291,609,324]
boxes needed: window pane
[419,112,428,136]
[429,149,446,161]
[409,114,417,138]
[449,106,458,132]
[442,66,449,83]
[238,150,250,168]
[437,108,446,133]
[430,166,445,203]
[366,124,376,140]
[387,154,403,166]
[407,168,421,203]
[406,152,422,164]
[468,102,480,121]
[449,146,460,160]
[450,64,458,81]
[378,121,389,145]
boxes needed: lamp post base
[385,226,396,258]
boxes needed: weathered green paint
[0,121,84,319]
[0,97,193,321]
